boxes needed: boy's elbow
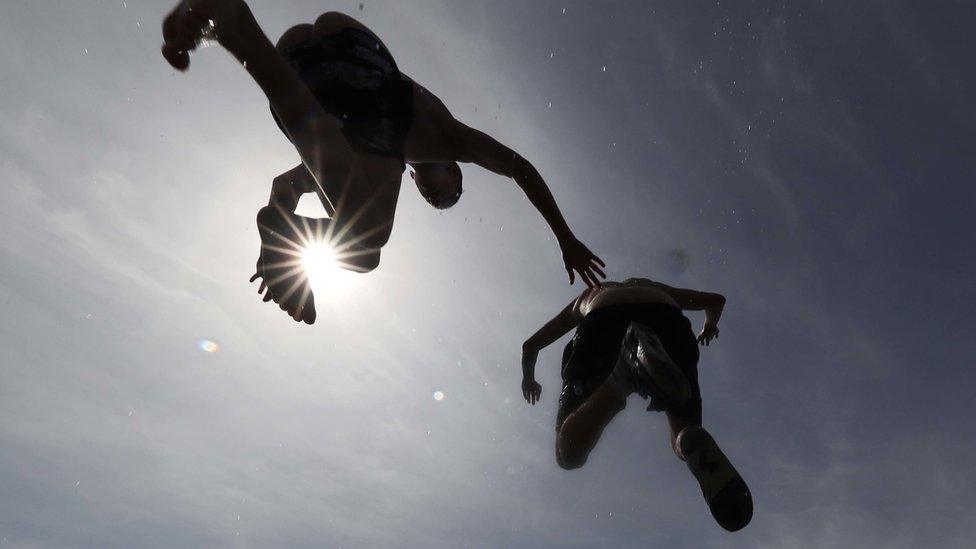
[510,156,536,182]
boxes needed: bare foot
[250,205,317,324]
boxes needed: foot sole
[679,427,753,532]
[256,206,316,324]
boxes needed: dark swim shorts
[272,27,414,165]
[555,303,702,430]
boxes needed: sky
[1,0,975,547]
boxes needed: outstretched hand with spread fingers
[561,237,606,289]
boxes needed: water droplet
[433,391,445,401]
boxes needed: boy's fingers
[579,268,595,288]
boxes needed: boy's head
[410,163,463,209]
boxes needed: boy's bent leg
[665,392,703,459]
[554,321,688,471]
[555,382,627,470]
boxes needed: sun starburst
[255,180,392,318]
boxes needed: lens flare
[199,340,219,353]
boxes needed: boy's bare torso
[574,280,680,318]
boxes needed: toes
[302,297,317,325]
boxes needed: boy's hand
[522,378,542,405]
[560,237,606,288]
[161,0,248,71]
[697,322,720,346]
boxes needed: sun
[301,240,339,292]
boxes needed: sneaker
[616,322,692,409]
[677,426,753,532]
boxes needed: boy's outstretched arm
[651,281,726,346]
[161,0,351,212]
[520,298,586,404]
[451,122,606,288]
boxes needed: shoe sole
[681,429,753,532]
[621,323,692,408]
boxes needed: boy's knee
[557,454,586,470]
[276,23,314,51]
[314,11,361,33]
[555,439,588,470]
[675,425,709,460]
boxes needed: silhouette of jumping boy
[520,278,753,531]
[161,0,605,323]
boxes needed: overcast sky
[1,1,975,547]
